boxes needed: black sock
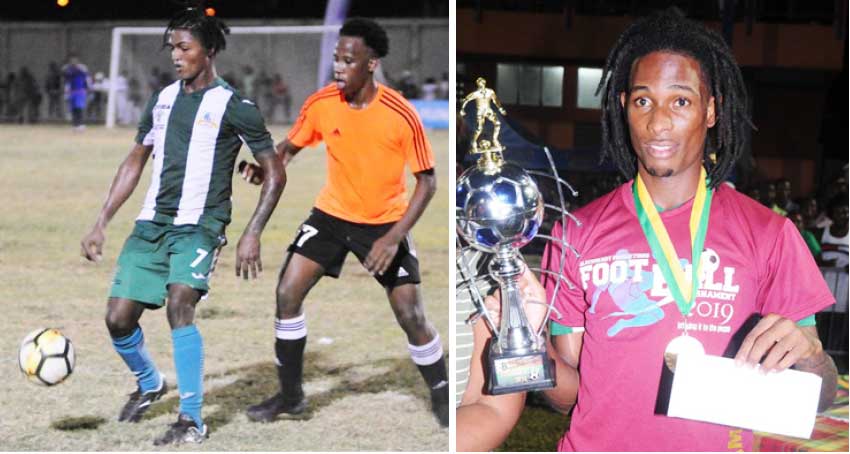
[275,337,306,400]
[416,356,448,392]
[420,355,449,427]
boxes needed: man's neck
[182,66,217,94]
[346,79,378,109]
[637,165,702,211]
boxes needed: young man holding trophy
[457,8,837,451]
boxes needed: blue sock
[111,327,162,393]
[172,325,204,428]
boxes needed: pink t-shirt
[542,182,835,452]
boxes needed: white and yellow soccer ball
[18,328,75,386]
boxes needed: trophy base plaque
[487,350,556,395]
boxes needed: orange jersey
[287,83,435,224]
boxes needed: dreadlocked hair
[163,7,230,56]
[597,7,754,188]
[339,17,389,58]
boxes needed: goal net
[105,25,340,128]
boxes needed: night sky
[0,0,449,21]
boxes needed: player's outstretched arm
[795,343,839,412]
[458,269,570,450]
[734,315,838,411]
[235,149,285,280]
[238,139,303,185]
[490,91,507,115]
[459,91,477,112]
[276,138,304,168]
[543,333,582,414]
[457,309,526,452]
[364,169,436,275]
[80,143,152,262]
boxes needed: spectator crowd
[0,55,447,128]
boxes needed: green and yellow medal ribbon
[633,167,713,317]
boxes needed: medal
[663,334,705,372]
[633,167,713,372]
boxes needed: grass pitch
[0,124,449,451]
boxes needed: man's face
[621,51,715,179]
[765,183,776,202]
[802,198,818,218]
[779,180,792,201]
[168,29,211,82]
[333,36,375,97]
[832,204,849,228]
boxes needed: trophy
[456,78,556,395]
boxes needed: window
[496,63,520,104]
[497,63,563,107]
[577,67,603,109]
[542,66,564,107]
[519,65,542,105]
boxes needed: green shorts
[109,221,226,307]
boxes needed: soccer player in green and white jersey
[80,8,284,445]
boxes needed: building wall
[458,10,843,69]
[457,9,844,196]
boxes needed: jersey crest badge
[195,112,218,128]
[196,111,219,129]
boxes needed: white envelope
[667,353,822,439]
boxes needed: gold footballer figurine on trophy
[460,77,508,153]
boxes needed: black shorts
[287,208,421,288]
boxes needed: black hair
[163,8,230,55]
[597,7,754,188]
[339,17,389,58]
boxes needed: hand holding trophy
[481,268,549,332]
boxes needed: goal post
[106,25,340,128]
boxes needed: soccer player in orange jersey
[241,17,447,427]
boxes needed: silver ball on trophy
[456,162,544,254]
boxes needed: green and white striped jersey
[134,77,273,233]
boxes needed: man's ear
[368,57,378,74]
[706,95,717,128]
[619,91,627,109]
